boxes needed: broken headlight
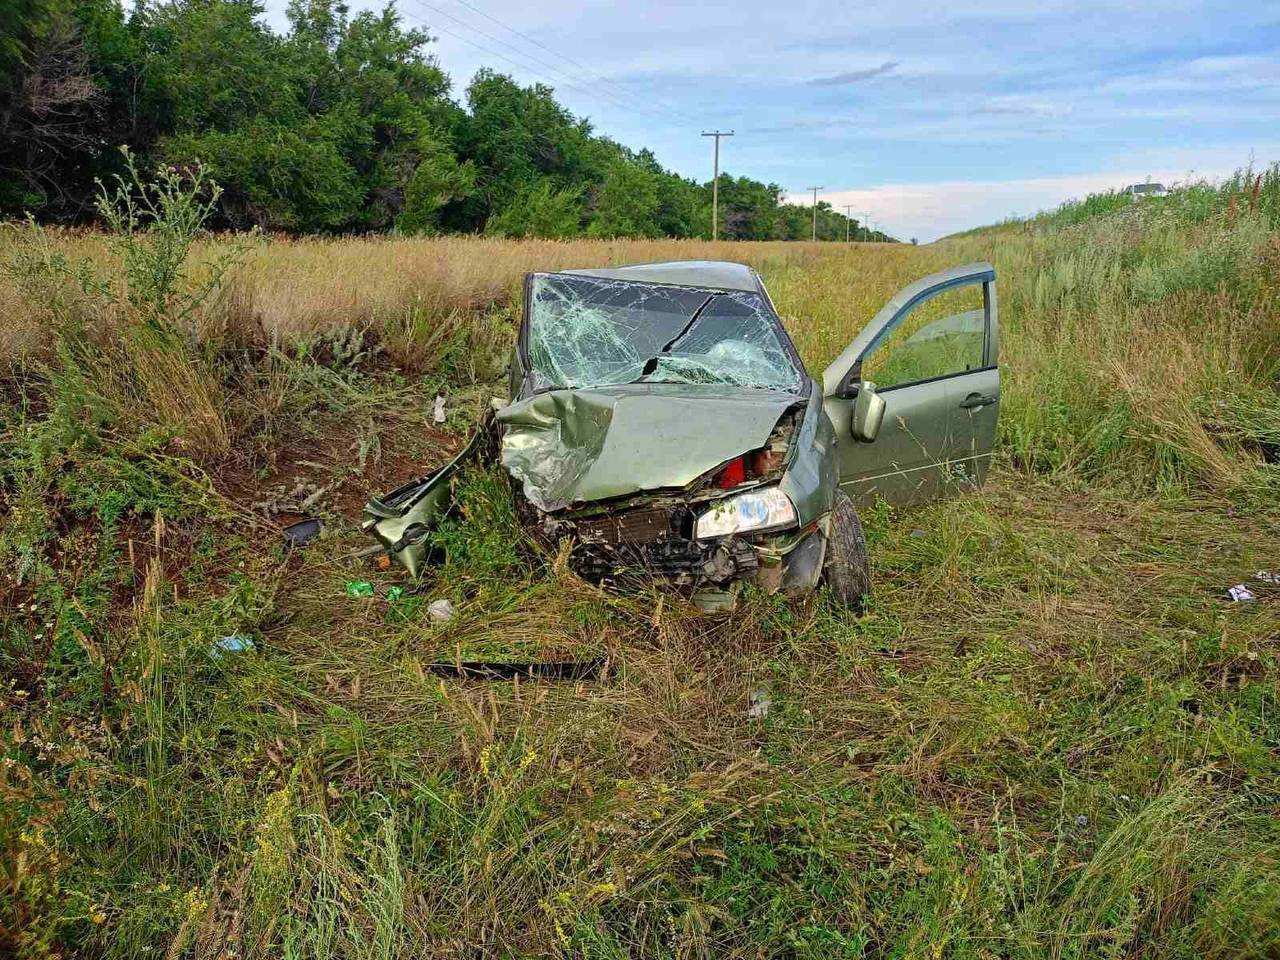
[694,487,797,541]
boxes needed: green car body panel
[498,385,806,510]
[364,259,999,598]
[823,262,1000,505]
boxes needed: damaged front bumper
[534,496,830,606]
[362,382,835,610]
[364,453,829,608]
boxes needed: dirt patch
[214,410,463,521]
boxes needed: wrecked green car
[364,259,1000,608]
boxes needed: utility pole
[701,130,734,240]
[843,204,855,242]
[807,186,823,241]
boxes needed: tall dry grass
[1,233,857,363]
[941,176,1280,493]
[3,168,1277,491]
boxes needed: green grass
[3,171,1280,958]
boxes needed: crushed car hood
[498,384,801,511]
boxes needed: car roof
[559,260,763,293]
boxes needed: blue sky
[264,0,1280,240]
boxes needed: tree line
[1,0,894,241]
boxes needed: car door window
[860,282,987,390]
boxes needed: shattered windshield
[526,274,803,392]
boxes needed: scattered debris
[376,554,392,571]
[253,480,332,515]
[1226,584,1256,602]
[693,588,738,613]
[345,581,375,598]
[212,635,254,658]
[386,586,405,602]
[427,658,605,681]
[282,518,322,549]
[433,395,447,424]
[1074,814,1089,828]
[909,528,927,539]
[1225,570,1279,602]
[428,598,456,622]
[747,689,772,718]
[300,484,330,511]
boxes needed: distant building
[1123,181,1168,199]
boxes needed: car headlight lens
[695,487,797,540]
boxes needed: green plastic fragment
[386,586,405,602]
[345,581,375,598]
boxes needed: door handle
[959,392,998,409]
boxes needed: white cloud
[788,149,1276,242]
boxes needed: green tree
[163,120,362,230]
[151,0,457,232]
[487,180,582,238]
[397,131,476,234]
[2,3,897,241]
[0,0,144,218]
[587,160,660,238]
[458,70,597,229]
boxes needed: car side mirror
[851,381,885,443]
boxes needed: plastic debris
[283,518,322,549]
[386,586,404,602]
[212,635,254,658]
[428,598,455,622]
[1227,584,1257,602]
[909,529,927,539]
[345,581,375,598]
[747,689,772,719]
[1074,814,1089,828]
[1224,570,1280,602]
[433,395,447,424]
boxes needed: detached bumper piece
[427,658,606,681]
[363,414,495,577]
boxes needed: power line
[843,203,855,242]
[410,2,654,119]
[404,12,694,136]
[443,0,703,126]
[403,0,682,126]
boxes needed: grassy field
[2,171,1279,958]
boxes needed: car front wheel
[822,490,871,608]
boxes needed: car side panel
[951,366,1000,487]
[825,375,959,508]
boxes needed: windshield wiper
[635,294,719,379]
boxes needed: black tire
[822,490,871,608]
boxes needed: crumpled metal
[497,385,800,512]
